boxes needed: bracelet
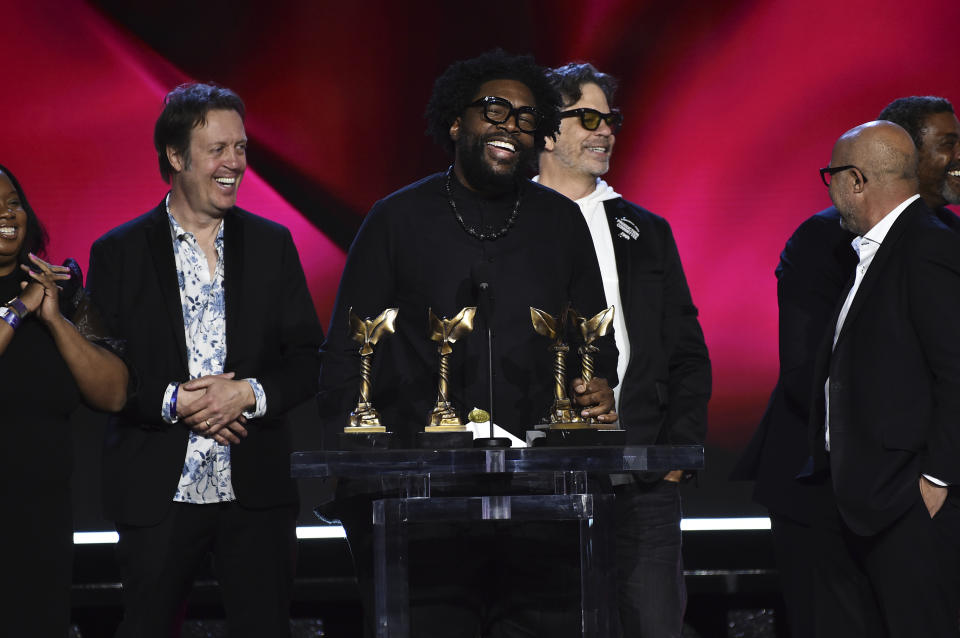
[170,383,180,421]
[1,306,21,331]
[6,297,27,318]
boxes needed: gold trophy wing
[530,306,559,340]
[428,307,444,343]
[368,308,399,346]
[446,306,477,343]
[348,307,367,342]
[428,306,476,355]
[583,306,615,341]
[348,307,376,355]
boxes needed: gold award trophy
[426,306,476,431]
[530,306,585,428]
[570,306,617,429]
[344,307,399,433]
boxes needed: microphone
[471,261,510,448]
[471,261,494,324]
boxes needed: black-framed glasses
[468,96,543,133]
[559,107,623,133]
[819,165,868,187]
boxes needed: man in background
[734,95,960,637]
[805,120,960,637]
[537,62,711,638]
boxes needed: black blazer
[602,198,711,449]
[87,203,323,526]
[732,207,856,524]
[809,199,960,535]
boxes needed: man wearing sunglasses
[734,96,960,638]
[537,63,711,638]
[319,50,617,637]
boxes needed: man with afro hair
[320,49,618,637]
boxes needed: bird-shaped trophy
[340,307,398,448]
[570,306,618,429]
[530,305,585,428]
[425,306,476,431]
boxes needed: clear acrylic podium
[291,445,704,638]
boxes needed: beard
[941,165,960,205]
[456,131,535,194]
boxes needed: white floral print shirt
[160,202,266,503]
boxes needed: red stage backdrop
[5,0,958,449]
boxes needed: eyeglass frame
[467,96,543,133]
[559,107,623,134]
[819,165,868,187]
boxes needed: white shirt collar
[858,194,920,249]
[531,176,621,207]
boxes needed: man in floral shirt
[88,83,323,638]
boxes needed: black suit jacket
[602,198,711,449]
[732,207,857,524]
[88,203,323,526]
[809,199,960,535]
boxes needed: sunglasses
[559,108,623,133]
[468,96,543,134]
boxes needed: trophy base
[589,422,620,431]
[548,422,592,430]
[415,431,475,449]
[424,424,467,432]
[337,432,396,450]
[532,428,627,447]
[344,425,387,433]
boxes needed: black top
[319,173,617,443]
[733,205,960,526]
[601,198,711,448]
[1,265,84,486]
[808,200,960,534]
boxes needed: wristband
[1,306,20,331]
[170,383,180,421]
[6,297,27,318]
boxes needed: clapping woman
[0,164,128,636]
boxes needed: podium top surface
[290,445,704,479]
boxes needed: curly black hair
[0,163,48,266]
[547,62,618,108]
[425,49,562,155]
[878,96,954,150]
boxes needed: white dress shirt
[825,194,919,451]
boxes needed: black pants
[114,501,297,638]
[771,511,883,638]
[613,479,685,638]
[1,482,73,638]
[772,488,960,638]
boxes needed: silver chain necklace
[445,166,521,241]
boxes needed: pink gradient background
[4,0,957,448]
